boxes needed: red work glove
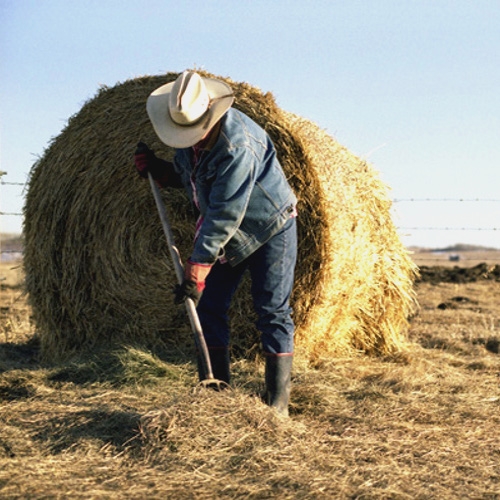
[174,260,213,306]
[134,141,170,182]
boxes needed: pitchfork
[147,172,229,391]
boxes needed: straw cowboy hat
[146,71,235,149]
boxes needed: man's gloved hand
[134,141,169,180]
[134,141,155,178]
[174,260,213,306]
[174,279,202,306]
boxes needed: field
[1,255,499,499]
[411,248,500,268]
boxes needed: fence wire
[1,192,499,258]
[394,198,500,202]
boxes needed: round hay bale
[23,70,418,361]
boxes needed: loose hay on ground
[138,390,305,463]
[23,70,418,362]
[136,389,324,497]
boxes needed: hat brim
[146,77,234,149]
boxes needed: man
[134,71,297,416]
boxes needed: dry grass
[0,261,31,347]
[1,262,499,498]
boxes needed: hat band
[168,93,234,129]
[168,106,208,128]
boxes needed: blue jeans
[197,217,297,354]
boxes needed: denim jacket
[173,108,297,267]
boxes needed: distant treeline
[410,243,500,252]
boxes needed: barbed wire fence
[1,172,500,263]
[393,197,500,264]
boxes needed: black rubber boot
[265,354,293,417]
[197,347,231,385]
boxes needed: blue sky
[1,0,499,248]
